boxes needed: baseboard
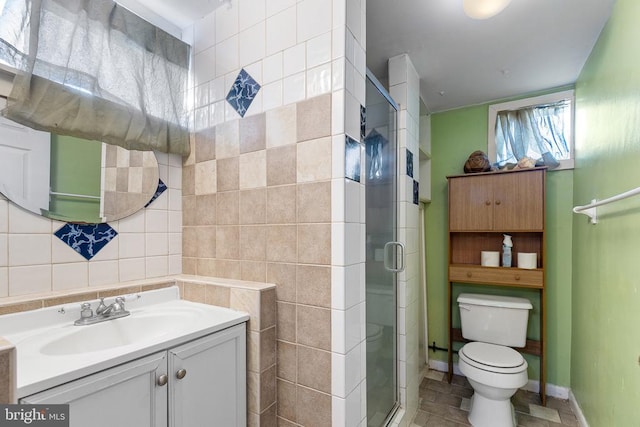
[428,360,570,399]
[569,390,590,427]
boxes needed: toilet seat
[459,342,526,374]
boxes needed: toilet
[457,293,533,427]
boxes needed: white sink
[0,286,249,398]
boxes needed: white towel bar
[572,186,640,224]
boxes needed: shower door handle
[383,241,405,272]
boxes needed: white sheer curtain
[495,100,571,169]
[0,0,191,155]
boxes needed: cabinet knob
[485,200,491,206]
[515,274,521,281]
[157,374,168,387]
[176,369,187,380]
[495,200,501,205]
[466,271,472,278]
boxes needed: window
[488,90,575,170]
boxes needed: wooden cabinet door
[169,324,246,427]
[492,170,544,230]
[21,352,168,427]
[449,174,493,231]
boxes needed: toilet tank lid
[457,293,532,309]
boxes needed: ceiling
[367,0,616,113]
[123,0,616,114]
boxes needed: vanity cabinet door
[21,352,168,427]
[168,323,246,427]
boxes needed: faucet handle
[80,302,93,319]
[114,297,125,312]
[96,298,107,315]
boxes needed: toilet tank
[457,293,532,347]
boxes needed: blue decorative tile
[406,149,414,178]
[413,180,419,205]
[145,179,167,208]
[360,105,366,141]
[345,135,361,182]
[55,223,118,261]
[226,68,261,117]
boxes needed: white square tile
[344,222,361,265]
[9,264,51,296]
[332,25,346,60]
[307,32,331,68]
[52,262,88,291]
[168,153,182,168]
[8,203,51,234]
[244,88,263,117]
[359,183,366,223]
[118,233,146,259]
[51,235,86,264]
[266,0,295,17]
[332,0,346,28]
[346,374,362,426]
[331,90,345,139]
[307,63,332,98]
[168,254,182,275]
[168,211,182,233]
[331,308,346,354]
[239,22,266,66]
[194,46,216,86]
[210,100,226,127]
[216,35,239,77]
[90,236,119,262]
[331,266,346,310]
[266,6,296,56]
[345,263,362,308]
[332,352,347,397]
[263,52,283,84]
[297,0,332,42]
[167,165,182,190]
[0,234,6,267]
[332,395,346,426]
[88,260,119,287]
[331,222,345,267]
[215,0,239,42]
[0,267,7,297]
[283,71,306,105]
[331,178,345,223]
[345,90,361,142]
[194,12,216,53]
[146,256,169,278]
[283,43,306,77]
[345,179,361,223]
[239,0,265,31]
[167,188,181,212]
[332,59,345,91]
[145,210,168,233]
[195,82,209,108]
[0,200,8,233]
[118,210,145,233]
[262,81,283,111]
[9,234,51,266]
[146,233,169,257]
[346,0,361,45]
[345,343,362,394]
[119,258,146,282]
[345,302,362,351]
[168,233,182,255]
[209,76,227,103]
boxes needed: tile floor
[412,369,580,427]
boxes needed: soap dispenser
[502,234,513,267]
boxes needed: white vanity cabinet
[20,323,246,427]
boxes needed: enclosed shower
[364,70,400,426]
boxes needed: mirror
[0,99,159,223]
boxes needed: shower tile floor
[411,369,580,426]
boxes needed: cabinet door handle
[157,374,168,387]
[176,369,187,380]
[495,200,501,205]
[515,274,521,281]
[466,271,472,278]
[485,200,491,206]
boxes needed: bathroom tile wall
[389,53,422,421]
[0,152,182,299]
[184,0,367,425]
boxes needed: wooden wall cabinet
[447,167,547,404]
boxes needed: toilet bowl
[458,342,528,427]
[457,293,533,427]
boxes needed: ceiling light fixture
[463,0,512,19]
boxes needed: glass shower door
[365,71,399,426]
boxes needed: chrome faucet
[74,297,130,326]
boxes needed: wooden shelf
[447,168,547,405]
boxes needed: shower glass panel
[365,71,399,426]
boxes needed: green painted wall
[50,135,102,222]
[571,0,640,424]
[425,103,574,386]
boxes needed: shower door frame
[365,68,401,427]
